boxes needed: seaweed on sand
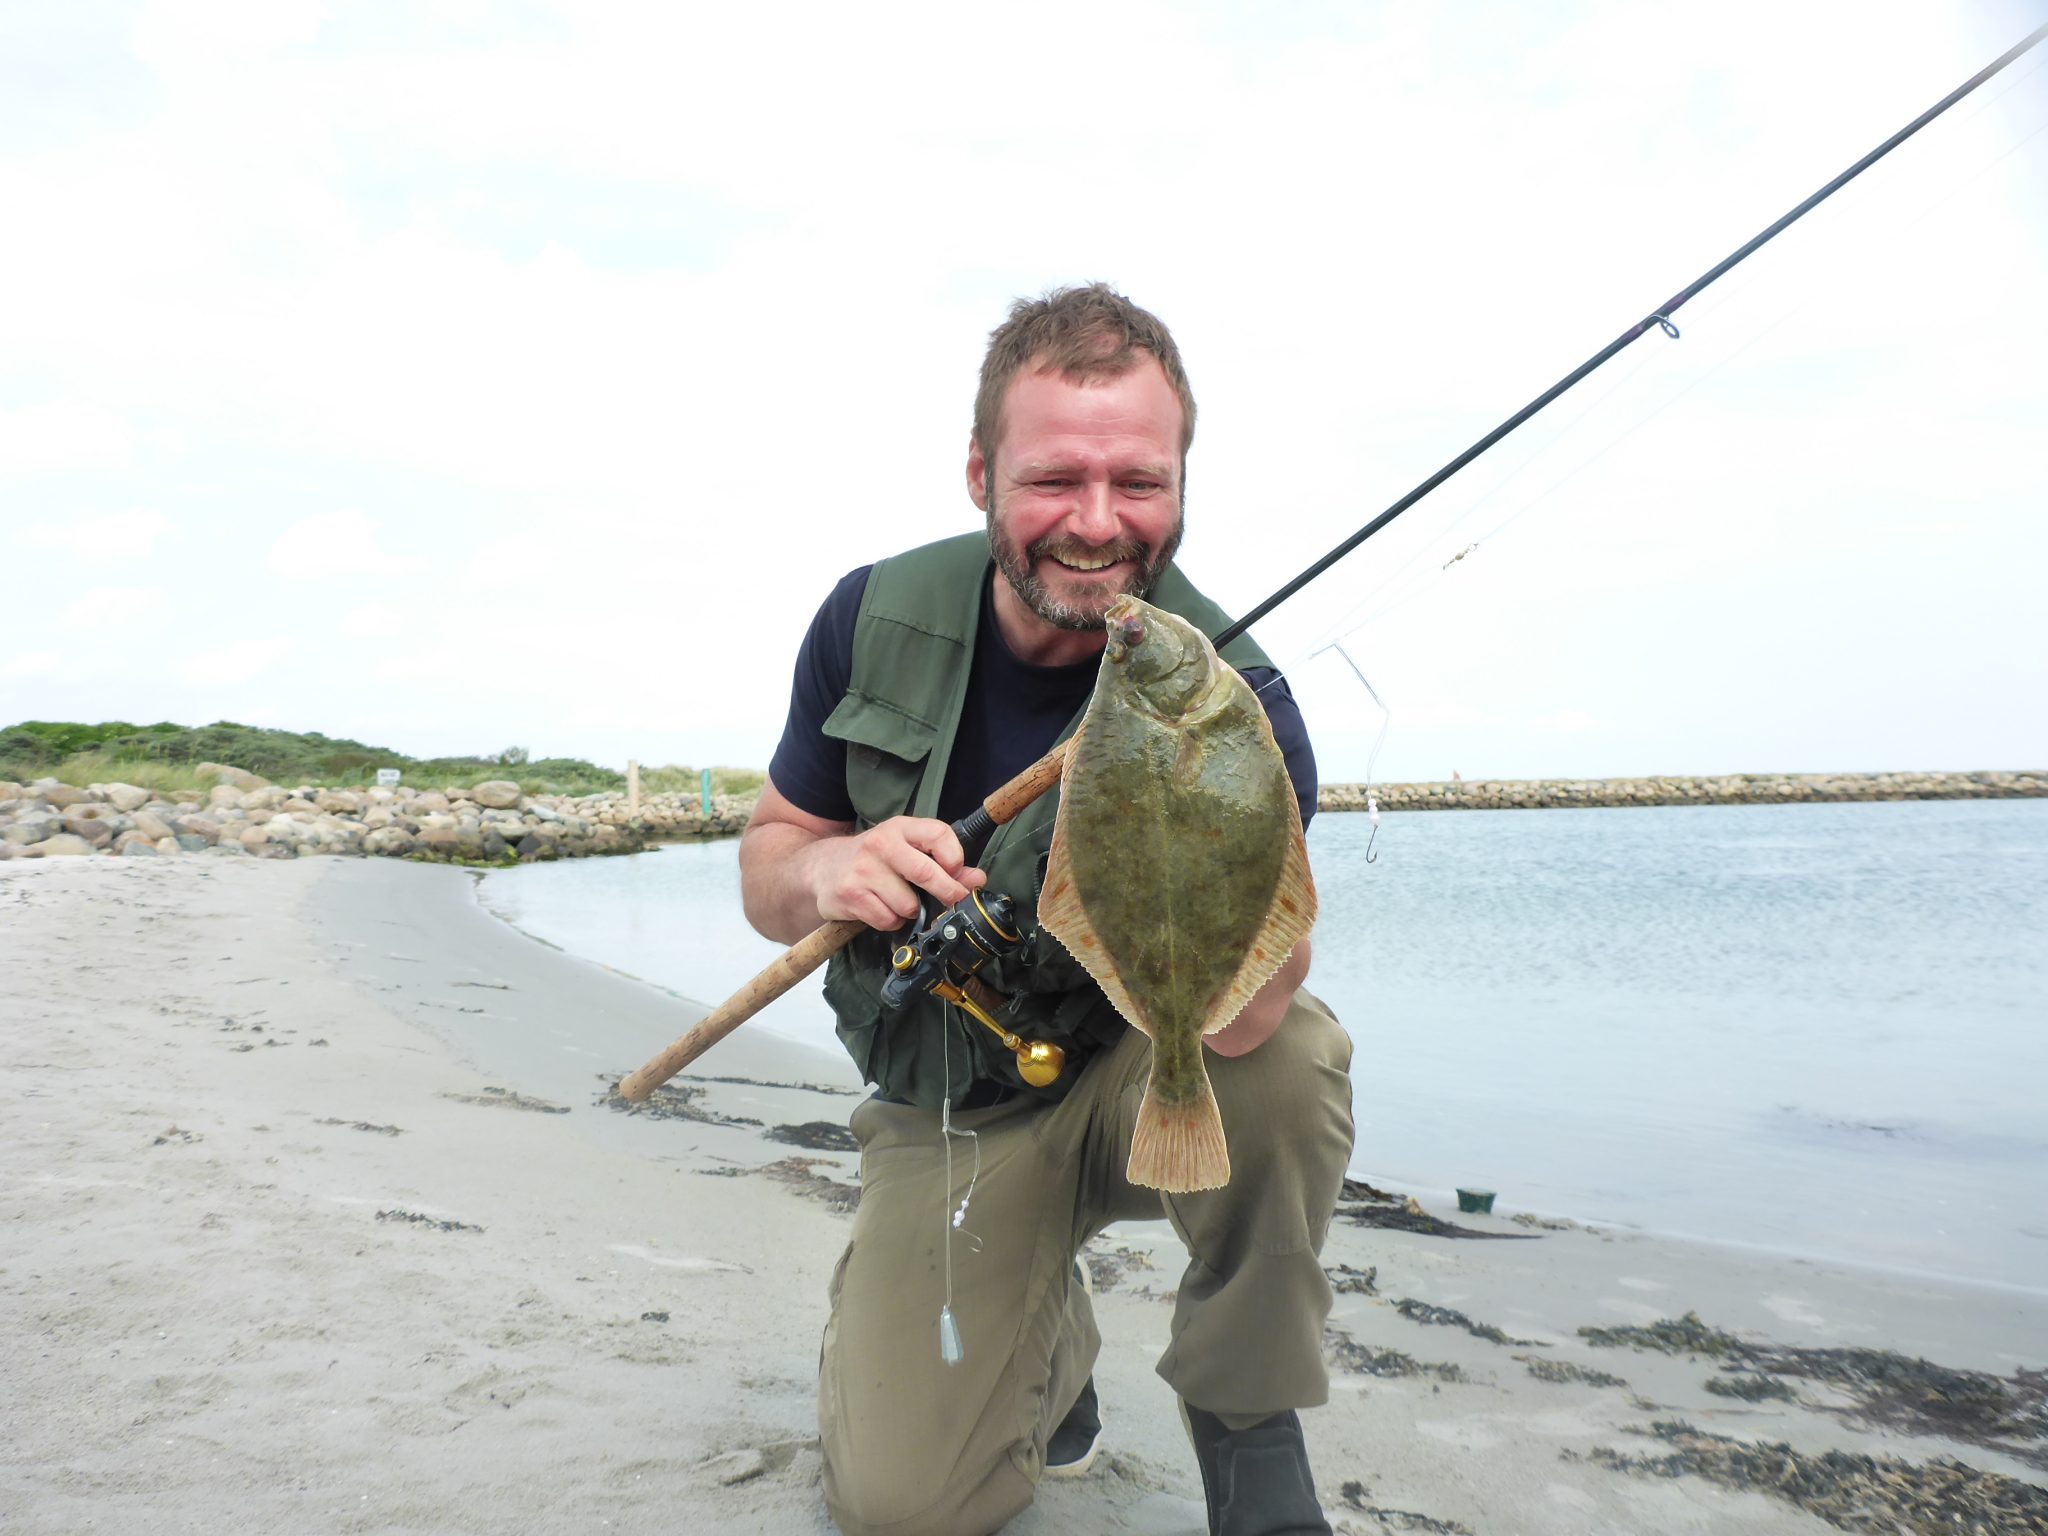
[1579,1311,2048,1467]
[1583,1420,2048,1535]
[1393,1297,1541,1347]
[600,1077,762,1128]
[1324,1327,1467,1383]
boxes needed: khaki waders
[819,988,1355,1536]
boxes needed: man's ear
[965,434,988,511]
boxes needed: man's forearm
[739,821,836,944]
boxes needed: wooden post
[628,759,640,819]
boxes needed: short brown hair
[973,283,1197,468]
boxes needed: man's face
[968,357,1185,638]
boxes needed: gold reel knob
[1014,1039,1065,1088]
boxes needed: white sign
[376,768,402,787]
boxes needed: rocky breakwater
[545,789,753,840]
[1319,769,2048,813]
[0,773,637,864]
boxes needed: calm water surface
[481,799,2048,1291]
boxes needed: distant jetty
[1318,769,2046,812]
[9,768,2045,864]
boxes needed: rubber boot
[1182,1403,1332,1536]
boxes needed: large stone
[472,780,523,810]
[196,762,270,791]
[209,784,245,809]
[314,789,363,814]
[3,814,61,845]
[239,787,288,811]
[412,791,451,814]
[115,832,159,856]
[171,814,221,841]
[33,833,95,857]
[102,783,152,813]
[0,781,21,800]
[130,810,175,843]
[41,785,91,809]
[364,826,415,856]
[60,814,112,848]
[239,825,271,850]
[175,834,210,853]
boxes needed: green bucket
[1455,1188,1496,1215]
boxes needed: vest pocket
[822,693,939,828]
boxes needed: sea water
[480,798,2048,1291]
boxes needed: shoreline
[471,872,2048,1303]
[5,856,2043,1532]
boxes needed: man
[742,284,1355,1536]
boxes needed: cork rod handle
[615,738,1072,1101]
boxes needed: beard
[987,507,1184,633]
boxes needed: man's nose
[1069,480,1118,541]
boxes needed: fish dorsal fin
[1199,799,1318,1036]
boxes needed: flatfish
[1038,595,1317,1192]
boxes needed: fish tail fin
[1127,1077,1230,1193]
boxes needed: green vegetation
[0,720,763,800]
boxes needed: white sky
[3,0,2043,783]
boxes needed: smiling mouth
[1035,538,1145,575]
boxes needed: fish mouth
[1104,595,1146,658]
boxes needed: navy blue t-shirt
[769,566,1318,834]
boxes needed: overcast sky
[3,0,2043,784]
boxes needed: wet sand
[3,856,2042,1534]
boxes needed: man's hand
[741,777,986,945]
[1205,939,1311,1058]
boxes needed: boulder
[472,780,522,810]
[0,781,21,800]
[130,810,174,843]
[171,814,221,841]
[41,785,91,809]
[412,791,451,813]
[3,814,61,846]
[209,784,245,809]
[239,825,271,850]
[33,833,95,857]
[314,789,363,814]
[60,814,113,848]
[115,832,159,856]
[196,762,270,791]
[102,783,152,813]
[175,835,210,853]
[364,826,415,857]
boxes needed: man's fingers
[888,843,970,908]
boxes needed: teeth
[1055,553,1119,571]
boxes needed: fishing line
[1312,644,1390,862]
[1210,21,2048,656]
[1310,86,2048,649]
[936,1000,982,1366]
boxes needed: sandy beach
[4,855,2043,1535]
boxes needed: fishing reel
[881,889,1066,1088]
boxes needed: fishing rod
[618,23,2047,1103]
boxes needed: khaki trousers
[818,989,1355,1536]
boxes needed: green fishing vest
[818,531,1274,1109]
